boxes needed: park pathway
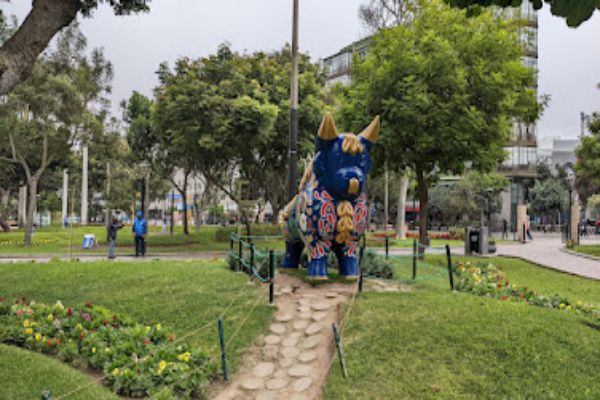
[212,273,352,400]
[496,234,600,280]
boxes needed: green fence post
[238,237,243,272]
[250,243,255,278]
[269,250,275,304]
[358,240,365,292]
[332,323,348,378]
[446,244,454,291]
[385,235,389,259]
[412,239,417,279]
[218,319,228,382]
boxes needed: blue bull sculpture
[282,113,379,279]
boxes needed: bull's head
[313,113,379,200]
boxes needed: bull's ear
[359,116,380,144]
[318,113,338,141]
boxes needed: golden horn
[359,115,380,143]
[318,112,338,140]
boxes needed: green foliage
[445,0,600,27]
[0,298,216,398]
[214,225,282,242]
[362,251,395,279]
[529,177,568,222]
[576,112,600,207]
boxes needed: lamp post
[288,0,299,201]
[566,166,575,241]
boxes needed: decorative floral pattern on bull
[281,113,379,279]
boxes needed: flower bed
[0,297,216,398]
[454,262,600,320]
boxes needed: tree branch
[0,0,81,95]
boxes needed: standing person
[502,219,508,240]
[107,215,123,259]
[161,217,168,233]
[132,211,148,257]
[526,219,533,241]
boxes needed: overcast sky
[5,0,600,143]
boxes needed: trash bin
[469,229,480,254]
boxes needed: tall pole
[62,169,68,228]
[384,166,389,232]
[170,190,174,235]
[287,0,299,201]
[106,163,111,227]
[81,145,88,226]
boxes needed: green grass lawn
[0,259,273,399]
[324,255,600,399]
[573,245,600,258]
[0,224,285,257]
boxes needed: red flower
[67,307,73,316]
[167,335,174,342]
[79,332,85,340]
[103,319,108,326]
[501,295,507,301]
[85,301,93,308]
[55,338,62,345]
[46,339,53,347]
[143,339,150,345]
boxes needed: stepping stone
[312,312,327,321]
[311,301,331,311]
[263,345,278,360]
[289,364,311,377]
[298,299,310,306]
[301,336,321,349]
[293,320,309,331]
[302,293,317,299]
[255,392,276,400]
[280,287,292,294]
[241,378,264,390]
[289,331,302,340]
[290,395,309,400]
[270,324,286,335]
[298,312,312,320]
[281,346,300,358]
[292,377,313,392]
[264,335,281,345]
[325,292,338,298]
[282,336,298,347]
[280,357,294,368]
[265,378,287,390]
[305,322,323,336]
[274,370,287,379]
[275,313,294,322]
[297,305,310,313]
[253,362,275,378]
[298,351,317,363]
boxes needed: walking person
[502,219,508,240]
[526,219,533,241]
[133,211,148,257]
[107,215,123,259]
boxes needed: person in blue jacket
[132,211,148,257]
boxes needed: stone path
[212,274,354,400]
[496,235,600,280]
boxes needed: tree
[575,111,600,206]
[0,0,148,96]
[446,0,600,27]
[359,0,419,31]
[340,0,542,245]
[529,178,568,224]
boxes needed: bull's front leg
[336,238,360,279]
[307,239,330,279]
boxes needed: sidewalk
[496,235,600,280]
[0,251,226,263]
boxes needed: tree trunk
[0,0,80,95]
[395,174,409,239]
[416,166,428,251]
[24,177,38,247]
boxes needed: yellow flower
[155,323,161,332]
[145,326,151,333]
[112,368,120,377]
[157,360,167,374]
[23,319,30,328]
[35,333,42,342]
[105,347,111,353]
[76,323,83,331]
[177,352,190,363]
[92,347,96,354]
[47,314,53,322]
[559,303,566,310]
[24,328,33,335]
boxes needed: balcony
[497,164,537,178]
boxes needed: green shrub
[361,251,394,279]
[448,226,465,240]
[214,225,282,242]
